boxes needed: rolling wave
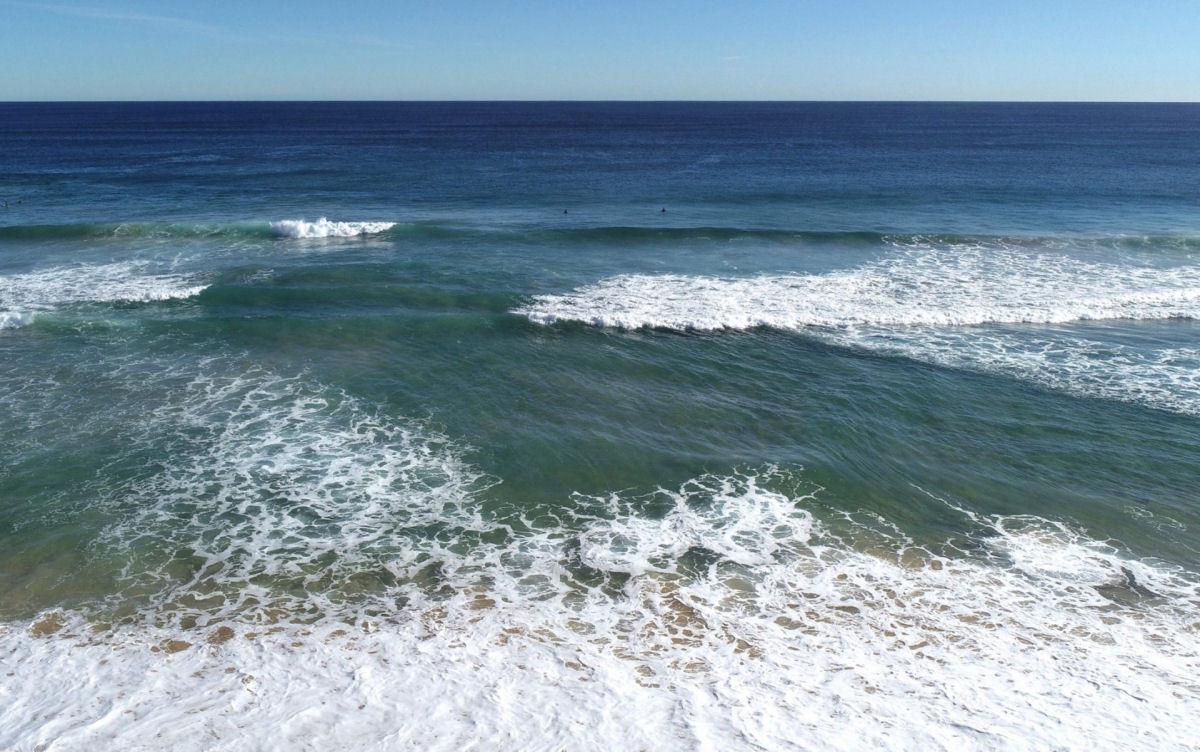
[3,220,1199,250]
[0,262,207,328]
[518,242,1200,414]
[0,218,399,241]
[267,218,397,238]
[0,221,274,241]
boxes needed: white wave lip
[519,245,1200,330]
[0,310,35,330]
[269,217,396,238]
[0,262,207,327]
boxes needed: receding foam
[268,218,396,239]
[78,369,489,627]
[2,467,1198,750]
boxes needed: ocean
[1,101,1198,750]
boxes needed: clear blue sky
[1,0,1197,101]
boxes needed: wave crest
[269,218,396,239]
[519,245,1200,330]
[517,243,1200,414]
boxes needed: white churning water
[0,261,207,328]
[2,371,1198,751]
[268,218,397,239]
[519,241,1200,414]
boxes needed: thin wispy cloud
[9,1,232,35]
[7,1,409,51]
[264,30,412,52]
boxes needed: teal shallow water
[3,226,1199,619]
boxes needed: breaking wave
[0,218,398,242]
[519,243,1200,330]
[0,261,208,329]
[0,352,1195,748]
[518,242,1200,414]
[267,218,397,238]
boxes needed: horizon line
[2,98,1200,105]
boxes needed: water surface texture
[2,102,1199,750]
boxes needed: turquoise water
[1,102,1199,749]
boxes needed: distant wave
[0,218,399,241]
[4,221,1199,249]
[460,226,1200,251]
[0,221,272,241]
[268,218,397,239]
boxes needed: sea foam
[2,363,1197,750]
[518,242,1200,414]
[0,262,208,328]
[268,218,396,238]
[2,467,1198,751]
[80,369,491,626]
[519,242,1200,330]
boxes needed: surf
[3,467,1198,750]
[518,240,1200,414]
[0,261,209,329]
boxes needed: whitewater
[520,240,1200,415]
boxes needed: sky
[1,0,1197,101]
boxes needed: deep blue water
[5,102,1199,232]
